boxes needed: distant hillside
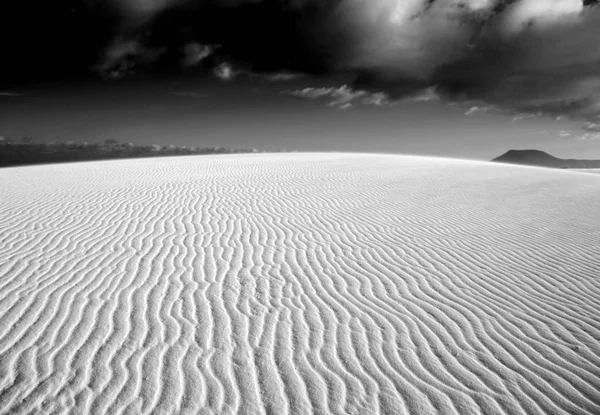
[492,149,600,169]
[0,138,261,168]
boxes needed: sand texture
[1,153,599,414]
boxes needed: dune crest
[1,153,599,414]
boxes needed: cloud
[289,85,379,109]
[214,62,237,81]
[558,130,573,138]
[575,132,600,140]
[511,112,543,122]
[82,0,600,129]
[261,72,305,82]
[465,106,496,116]
[573,120,600,139]
[583,121,600,131]
[362,92,391,106]
[108,0,186,20]
[288,84,437,109]
[94,37,165,80]
[208,62,306,83]
[182,43,215,67]
[555,129,600,141]
[557,123,600,141]
[339,0,600,125]
[402,86,440,103]
[0,92,22,97]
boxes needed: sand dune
[574,169,600,175]
[1,153,599,415]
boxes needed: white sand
[574,169,600,175]
[1,153,599,415]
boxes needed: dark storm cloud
[427,2,600,121]
[87,0,341,83]
[93,0,600,124]
[334,1,600,123]
[2,1,600,126]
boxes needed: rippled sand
[1,153,599,414]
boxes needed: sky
[1,0,600,160]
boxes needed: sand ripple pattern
[1,154,600,415]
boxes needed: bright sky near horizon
[1,79,595,160]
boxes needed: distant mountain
[492,149,600,169]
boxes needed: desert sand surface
[574,169,600,175]
[1,153,599,415]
